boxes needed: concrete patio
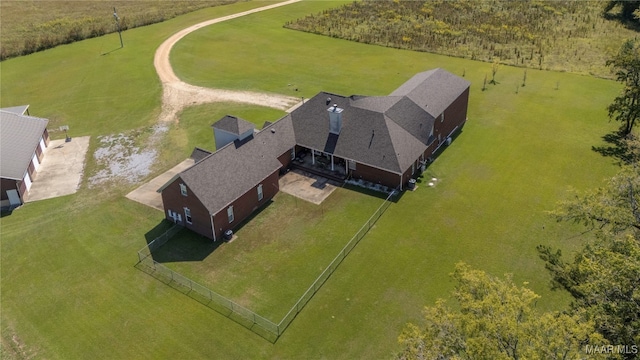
[24,136,90,203]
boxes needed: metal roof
[0,110,48,180]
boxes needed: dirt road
[154,0,302,123]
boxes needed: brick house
[0,105,50,209]
[159,68,470,240]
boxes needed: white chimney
[327,103,343,135]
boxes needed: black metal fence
[136,190,397,342]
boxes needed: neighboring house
[159,68,470,240]
[0,105,50,209]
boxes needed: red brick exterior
[212,170,280,240]
[35,143,44,163]
[161,178,212,238]
[43,128,50,146]
[350,162,402,189]
[0,178,20,201]
[432,87,469,151]
[277,149,293,169]
[161,170,280,241]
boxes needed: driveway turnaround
[24,136,90,202]
[125,158,195,211]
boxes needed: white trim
[227,206,234,223]
[184,207,192,224]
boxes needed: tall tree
[604,1,640,23]
[396,263,609,360]
[548,164,640,234]
[537,235,640,359]
[607,39,640,135]
[539,160,640,359]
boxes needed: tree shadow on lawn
[591,130,635,165]
[147,200,275,263]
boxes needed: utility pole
[113,7,123,48]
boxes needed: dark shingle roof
[167,68,468,212]
[211,115,255,135]
[390,68,470,118]
[290,92,427,174]
[384,96,435,145]
[180,116,296,214]
[190,147,212,163]
[0,110,48,180]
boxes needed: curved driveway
[154,0,302,123]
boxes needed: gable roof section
[211,115,255,135]
[290,92,427,174]
[384,96,435,145]
[390,68,470,118]
[190,147,212,163]
[179,116,296,214]
[1,105,29,115]
[0,110,48,180]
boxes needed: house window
[184,207,192,224]
[348,160,356,170]
[180,183,187,196]
[168,210,182,223]
[291,147,295,160]
[441,112,445,123]
[227,206,234,223]
[257,184,264,201]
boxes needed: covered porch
[290,147,347,183]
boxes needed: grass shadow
[101,47,123,56]
[151,229,220,263]
[226,198,275,235]
[0,208,14,217]
[591,130,635,165]
[144,219,177,246]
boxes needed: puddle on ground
[89,125,168,187]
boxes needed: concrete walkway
[24,136,90,202]
[125,158,195,211]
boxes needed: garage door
[32,153,40,171]
[23,172,32,191]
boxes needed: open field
[0,0,238,60]
[0,0,623,358]
[285,0,639,79]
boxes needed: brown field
[0,0,239,60]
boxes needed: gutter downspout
[210,213,216,241]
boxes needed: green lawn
[0,0,623,359]
[154,188,384,321]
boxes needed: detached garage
[0,105,50,209]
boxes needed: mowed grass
[0,0,623,359]
[154,188,384,321]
